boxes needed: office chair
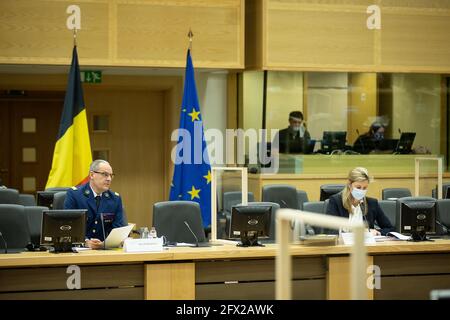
[382,188,412,200]
[378,200,397,229]
[0,188,20,204]
[52,191,67,210]
[0,204,31,252]
[319,184,345,201]
[44,187,70,192]
[18,194,36,206]
[296,190,309,210]
[153,201,206,244]
[303,201,326,234]
[262,185,299,210]
[436,199,450,234]
[432,183,450,199]
[24,206,48,248]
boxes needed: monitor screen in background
[229,205,271,247]
[321,131,347,153]
[41,209,87,252]
[398,199,436,241]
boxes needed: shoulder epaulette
[115,192,120,196]
[71,186,78,190]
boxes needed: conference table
[1,240,450,300]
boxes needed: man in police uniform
[64,159,126,249]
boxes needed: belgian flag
[45,46,92,188]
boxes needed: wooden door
[85,89,166,229]
[0,91,63,193]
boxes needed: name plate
[340,231,376,245]
[123,237,163,253]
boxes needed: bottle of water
[149,227,157,239]
[141,227,149,239]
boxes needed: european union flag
[169,49,211,227]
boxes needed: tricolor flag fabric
[169,49,212,227]
[46,46,92,188]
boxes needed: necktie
[95,195,101,211]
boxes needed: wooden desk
[1,240,450,300]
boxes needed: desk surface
[1,239,450,268]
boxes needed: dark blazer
[64,183,126,241]
[277,127,311,154]
[326,192,395,235]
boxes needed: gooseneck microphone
[436,220,449,234]
[360,200,370,232]
[100,213,106,250]
[184,221,199,247]
[0,231,7,254]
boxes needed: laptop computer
[395,132,416,154]
[104,224,135,249]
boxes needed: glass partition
[239,71,448,174]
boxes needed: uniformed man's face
[89,162,113,193]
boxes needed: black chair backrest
[0,188,20,204]
[436,199,450,233]
[24,206,49,246]
[303,201,326,234]
[432,183,450,199]
[382,188,412,200]
[45,187,70,192]
[153,201,206,243]
[296,190,309,210]
[18,194,36,206]
[320,184,345,201]
[0,204,30,250]
[378,200,397,229]
[262,185,299,210]
[52,191,67,210]
[223,191,255,213]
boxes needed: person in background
[326,167,395,236]
[277,111,311,154]
[64,159,126,249]
[353,122,385,154]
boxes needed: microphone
[184,221,199,247]
[100,213,106,250]
[0,231,7,254]
[360,200,370,232]
[398,128,402,135]
[436,220,449,234]
[280,199,288,208]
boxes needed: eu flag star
[187,185,201,200]
[188,108,200,122]
[203,170,211,184]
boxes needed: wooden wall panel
[0,0,244,69]
[247,0,450,73]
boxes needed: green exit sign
[81,71,102,84]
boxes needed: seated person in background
[353,122,385,154]
[277,111,311,154]
[64,159,126,249]
[326,167,395,236]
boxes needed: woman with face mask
[325,167,395,236]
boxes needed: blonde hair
[342,167,370,215]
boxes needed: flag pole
[188,28,193,51]
[73,28,77,47]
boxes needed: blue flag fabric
[169,50,211,227]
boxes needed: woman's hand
[370,229,381,236]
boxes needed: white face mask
[351,187,367,200]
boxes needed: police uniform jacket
[64,183,126,241]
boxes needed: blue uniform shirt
[64,183,126,241]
